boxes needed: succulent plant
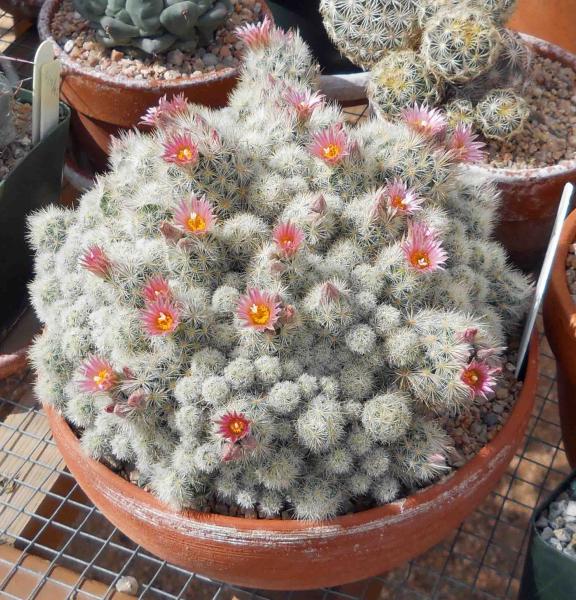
[0,73,16,151]
[321,0,530,140]
[29,19,532,521]
[73,0,233,54]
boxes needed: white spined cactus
[29,20,531,521]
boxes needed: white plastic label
[32,40,61,145]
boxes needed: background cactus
[321,0,531,141]
[29,21,532,521]
[73,0,233,54]
[0,73,16,150]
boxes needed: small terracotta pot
[38,0,272,172]
[543,208,576,468]
[509,0,576,54]
[465,34,576,273]
[45,335,538,590]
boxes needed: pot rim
[550,208,576,318]
[38,0,271,91]
[45,333,539,536]
[464,32,576,183]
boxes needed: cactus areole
[29,19,533,529]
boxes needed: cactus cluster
[29,20,532,520]
[73,0,233,54]
[320,0,531,141]
[0,73,16,150]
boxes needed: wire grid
[0,318,569,600]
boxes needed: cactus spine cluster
[320,0,531,141]
[29,20,531,521]
[0,73,16,151]
[73,0,232,54]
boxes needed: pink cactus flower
[236,288,281,332]
[460,359,499,398]
[140,93,188,128]
[143,276,172,304]
[79,245,113,279]
[446,125,486,163]
[159,221,184,243]
[173,196,215,235]
[284,87,325,121]
[279,304,297,325]
[221,435,257,462]
[141,298,180,336]
[162,133,199,166]
[321,281,341,303]
[79,356,118,393]
[216,410,251,443]
[402,222,448,273]
[378,179,423,217]
[273,221,305,257]
[310,193,327,215]
[458,327,479,343]
[309,125,350,165]
[235,14,273,48]
[402,104,447,137]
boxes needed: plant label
[32,41,61,145]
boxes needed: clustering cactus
[73,0,233,54]
[0,73,16,150]
[28,20,532,520]
[320,0,531,141]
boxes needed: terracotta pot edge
[44,333,539,536]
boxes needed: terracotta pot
[543,208,576,468]
[0,348,28,381]
[38,0,272,172]
[465,34,576,273]
[45,335,538,590]
[509,0,576,54]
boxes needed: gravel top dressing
[0,101,33,181]
[50,0,262,82]
[535,479,576,558]
[487,54,576,170]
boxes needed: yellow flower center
[322,144,341,160]
[177,146,194,162]
[463,369,480,386]
[186,211,206,232]
[279,235,294,249]
[156,311,174,331]
[411,250,431,269]
[93,369,111,388]
[249,303,271,325]
[391,194,406,209]
[229,419,246,435]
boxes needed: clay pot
[543,208,576,468]
[465,34,576,273]
[38,0,272,173]
[509,0,576,54]
[0,348,28,380]
[45,335,538,590]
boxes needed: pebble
[536,486,576,557]
[488,54,576,169]
[115,576,138,595]
[49,0,256,83]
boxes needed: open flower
[79,356,118,393]
[140,93,188,128]
[79,245,112,279]
[402,222,448,273]
[216,410,251,443]
[235,14,273,48]
[378,179,423,217]
[173,195,215,235]
[237,288,281,331]
[141,298,180,336]
[143,276,172,304]
[273,221,305,257]
[309,125,350,165]
[402,104,447,137]
[284,87,325,121]
[446,125,486,163]
[460,360,499,398]
[162,133,199,166]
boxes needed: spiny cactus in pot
[73,0,233,54]
[29,18,532,521]
[0,73,16,150]
[320,0,531,141]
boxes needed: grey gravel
[115,575,138,595]
[536,484,576,558]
